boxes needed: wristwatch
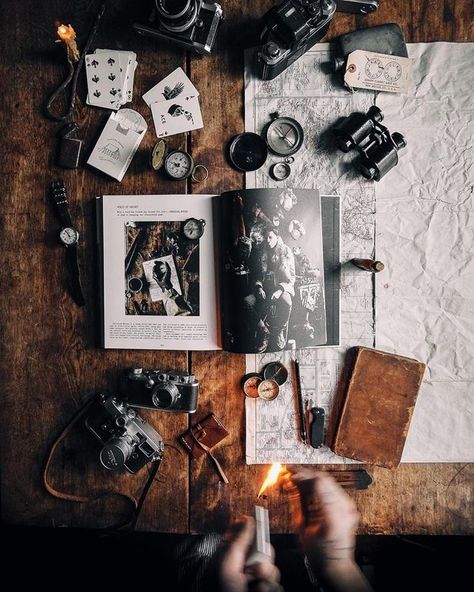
[50,180,85,306]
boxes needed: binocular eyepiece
[333,106,406,181]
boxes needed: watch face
[164,150,194,180]
[183,218,205,240]
[59,226,79,246]
[265,117,304,156]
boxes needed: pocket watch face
[183,217,205,240]
[265,116,304,156]
[164,150,194,179]
[59,226,79,246]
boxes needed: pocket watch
[183,217,206,240]
[151,139,168,170]
[263,113,304,157]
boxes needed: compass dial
[241,373,262,398]
[257,378,280,401]
[265,116,304,157]
[164,150,194,180]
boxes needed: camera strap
[43,398,144,530]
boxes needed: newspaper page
[245,42,474,464]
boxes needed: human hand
[213,516,282,592]
[255,285,266,301]
[271,289,283,300]
[289,470,359,570]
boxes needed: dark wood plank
[0,0,190,532]
[189,0,474,534]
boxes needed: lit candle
[56,24,80,62]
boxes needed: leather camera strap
[43,398,148,530]
[191,431,229,484]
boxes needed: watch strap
[65,244,86,306]
[50,180,73,227]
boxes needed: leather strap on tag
[191,431,229,484]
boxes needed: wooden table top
[1,0,472,534]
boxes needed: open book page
[98,194,221,350]
[220,188,326,353]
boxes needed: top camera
[120,367,199,413]
[256,0,336,80]
[133,0,223,55]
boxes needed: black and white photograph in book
[221,188,327,353]
[124,220,200,316]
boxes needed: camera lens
[152,383,179,408]
[100,437,133,471]
[155,0,198,33]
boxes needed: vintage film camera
[256,0,337,81]
[133,0,223,55]
[332,105,407,181]
[120,368,200,412]
[85,393,164,474]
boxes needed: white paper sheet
[245,42,474,464]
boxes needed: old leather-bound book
[330,347,426,469]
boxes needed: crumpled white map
[245,42,474,464]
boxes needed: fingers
[246,559,280,583]
[222,516,256,566]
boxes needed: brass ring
[191,164,209,183]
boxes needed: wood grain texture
[0,0,473,535]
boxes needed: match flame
[257,463,285,498]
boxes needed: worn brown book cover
[331,347,426,469]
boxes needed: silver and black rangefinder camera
[85,393,164,474]
[256,0,336,80]
[121,368,199,413]
[134,0,223,55]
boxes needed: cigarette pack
[87,108,147,181]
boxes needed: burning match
[257,463,287,498]
[56,24,80,62]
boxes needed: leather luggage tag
[180,413,229,460]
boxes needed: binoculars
[333,106,406,181]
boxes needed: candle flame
[257,463,285,498]
[56,24,80,62]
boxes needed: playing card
[151,95,203,137]
[95,49,137,103]
[143,67,199,106]
[86,53,123,109]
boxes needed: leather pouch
[180,413,229,482]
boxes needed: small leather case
[180,413,229,482]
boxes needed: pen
[294,359,307,444]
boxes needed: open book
[96,189,340,352]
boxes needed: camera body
[333,106,407,181]
[85,393,164,474]
[256,0,336,81]
[121,367,199,413]
[133,0,223,55]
